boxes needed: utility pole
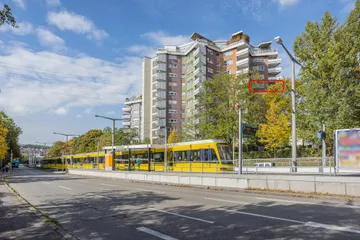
[95,115,124,171]
[164,127,168,172]
[238,108,243,175]
[322,122,326,171]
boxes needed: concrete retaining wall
[68,169,360,197]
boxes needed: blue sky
[0,0,355,144]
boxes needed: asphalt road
[5,166,360,240]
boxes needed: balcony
[251,48,278,56]
[194,57,200,67]
[194,66,206,77]
[236,58,249,67]
[122,107,131,112]
[156,109,166,119]
[123,121,131,126]
[268,76,283,80]
[236,48,248,57]
[155,82,166,90]
[155,91,166,100]
[268,67,282,75]
[156,100,166,109]
[156,73,166,82]
[157,128,165,137]
[122,114,130,119]
[194,77,200,86]
[236,68,249,76]
[194,99,199,105]
[193,47,200,56]
[268,58,281,67]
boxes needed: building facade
[122,96,142,142]
[142,31,282,144]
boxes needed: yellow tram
[41,139,234,173]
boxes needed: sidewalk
[0,177,64,240]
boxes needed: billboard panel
[336,128,360,170]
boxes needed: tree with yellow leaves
[257,82,291,150]
[0,125,8,160]
[167,128,180,144]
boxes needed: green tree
[0,111,22,159]
[195,71,264,148]
[294,5,360,152]
[46,141,65,157]
[0,125,8,159]
[0,4,17,27]
[71,129,103,154]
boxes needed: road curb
[2,177,78,240]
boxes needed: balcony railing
[268,76,284,80]
[268,67,282,73]
[236,48,248,57]
[236,58,249,66]
[122,107,131,112]
[236,68,249,75]
[156,101,166,109]
[193,47,200,56]
[123,121,131,126]
[122,114,130,119]
[268,58,281,66]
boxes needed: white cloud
[54,106,68,115]
[0,44,142,116]
[12,0,25,9]
[84,108,93,114]
[273,0,300,7]
[36,27,65,50]
[126,31,190,57]
[127,45,156,57]
[341,0,355,13]
[143,31,189,46]
[75,114,82,118]
[0,21,33,35]
[47,10,109,41]
[46,0,61,7]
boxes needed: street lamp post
[53,132,79,171]
[274,36,303,172]
[95,115,125,171]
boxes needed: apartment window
[168,55,178,60]
[169,64,178,68]
[226,69,233,74]
[169,91,177,96]
[169,82,177,87]
[169,119,177,123]
[223,50,233,57]
[216,62,220,66]
[169,100,177,105]
[169,109,177,114]
[259,74,265,79]
[207,49,213,55]
[207,68,213,73]
[216,53,220,57]
[207,58,213,64]
[169,73,177,77]
[223,60,233,66]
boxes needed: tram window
[175,151,187,161]
[203,149,209,161]
[209,149,218,162]
[189,150,201,161]
[153,152,164,162]
[120,154,129,160]
[98,157,104,163]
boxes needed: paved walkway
[0,175,64,240]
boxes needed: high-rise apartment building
[142,31,282,144]
[122,95,142,142]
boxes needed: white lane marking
[205,197,250,205]
[41,182,50,185]
[58,185,72,191]
[218,208,360,234]
[149,208,214,224]
[217,208,302,224]
[137,188,165,194]
[136,227,178,240]
[256,197,360,209]
[100,183,116,187]
[305,221,360,234]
